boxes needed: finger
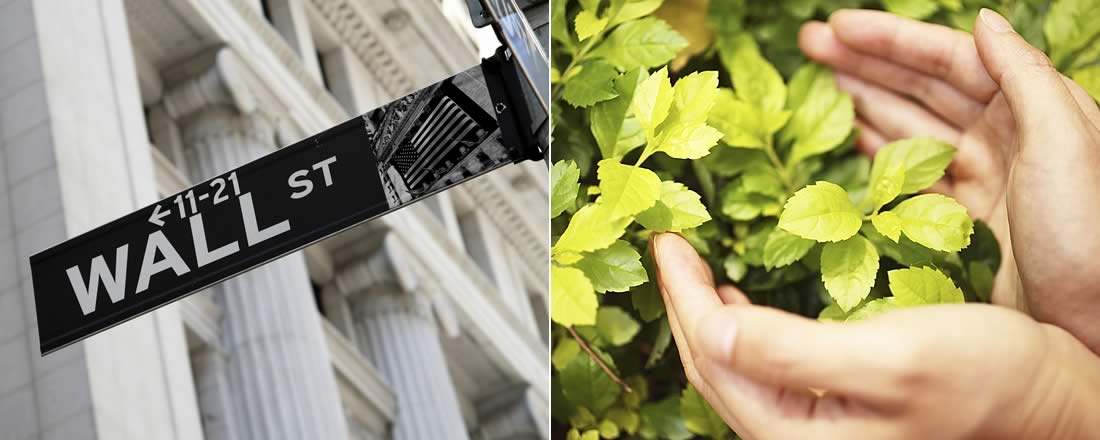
[854,118,888,155]
[837,73,961,143]
[973,8,1094,153]
[653,233,724,343]
[694,304,911,407]
[800,21,986,125]
[828,9,999,102]
[1062,75,1100,128]
[717,285,750,305]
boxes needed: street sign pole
[31,57,542,355]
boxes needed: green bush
[550,0,1097,438]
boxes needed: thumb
[972,8,1089,149]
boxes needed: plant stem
[763,139,794,192]
[568,326,634,394]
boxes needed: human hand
[799,9,1100,352]
[653,232,1100,439]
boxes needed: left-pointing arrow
[148,204,169,227]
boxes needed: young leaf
[719,33,786,114]
[784,68,854,166]
[639,397,693,440]
[551,266,599,326]
[632,67,674,141]
[552,160,581,218]
[1070,64,1100,101]
[575,240,649,293]
[889,194,974,252]
[670,71,720,125]
[592,69,647,159]
[655,122,723,159]
[681,385,729,438]
[868,165,905,212]
[560,345,622,413]
[636,181,711,232]
[556,204,633,254]
[563,61,620,107]
[846,297,900,321]
[821,235,879,312]
[721,184,779,220]
[818,302,848,321]
[608,0,665,27]
[871,211,902,242]
[741,167,786,199]
[592,17,688,70]
[597,159,663,218]
[778,181,862,242]
[596,306,642,346]
[708,89,770,149]
[888,266,965,306]
[868,137,955,194]
[763,228,816,270]
[575,9,608,41]
[882,0,940,19]
[552,338,581,370]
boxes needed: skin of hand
[653,232,1100,439]
[798,8,1100,353]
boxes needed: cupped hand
[799,9,1100,352]
[653,232,1100,439]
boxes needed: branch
[568,326,634,393]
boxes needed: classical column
[334,244,470,439]
[476,384,548,440]
[163,48,348,440]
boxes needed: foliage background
[549,0,1099,439]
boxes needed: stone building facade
[0,0,549,439]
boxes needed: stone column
[334,245,470,439]
[163,48,348,440]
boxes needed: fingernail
[698,313,738,363]
[979,8,1014,33]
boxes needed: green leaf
[783,0,819,18]
[597,159,663,219]
[636,181,712,232]
[969,261,995,302]
[553,338,581,370]
[632,67,675,141]
[846,297,900,321]
[1044,0,1100,69]
[561,347,622,414]
[575,9,608,41]
[721,184,779,221]
[555,204,633,255]
[783,67,854,166]
[670,71,720,126]
[576,240,649,293]
[552,266,599,326]
[723,253,748,282]
[741,167,786,199]
[551,0,573,48]
[868,137,956,195]
[778,181,862,242]
[655,122,723,159]
[564,61,620,107]
[593,18,688,70]
[889,194,974,252]
[596,306,642,346]
[719,33,786,114]
[598,419,621,439]
[708,89,770,149]
[606,408,641,435]
[871,211,902,242]
[681,385,729,438]
[818,303,847,321]
[640,397,692,440]
[552,160,581,218]
[592,69,647,159]
[608,0,665,26]
[763,228,816,270]
[645,317,672,368]
[883,0,940,19]
[863,222,942,267]
[1070,64,1100,102]
[960,220,1002,271]
[631,249,665,322]
[868,165,905,212]
[888,266,965,306]
[821,235,879,312]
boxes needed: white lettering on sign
[66,245,129,315]
[191,213,240,267]
[69,186,293,314]
[288,156,338,199]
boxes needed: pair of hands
[655,8,1100,439]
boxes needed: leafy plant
[550,0,1094,438]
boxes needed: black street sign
[31,64,532,355]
